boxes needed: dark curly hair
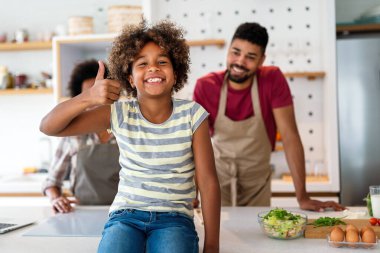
[232,22,268,54]
[68,59,108,97]
[108,20,190,98]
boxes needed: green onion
[310,217,346,227]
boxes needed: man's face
[226,38,266,84]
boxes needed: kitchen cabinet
[53,34,226,102]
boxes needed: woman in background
[42,60,120,213]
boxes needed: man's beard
[227,64,254,83]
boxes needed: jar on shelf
[15,29,29,43]
[0,32,7,43]
[14,74,28,89]
[0,66,13,89]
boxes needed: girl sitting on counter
[40,20,221,253]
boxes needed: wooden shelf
[187,39,225,48]
[0,41,52,51]
[0,38,224,52]
[0,88,53,95]
[284,71,325,80]
[55,35,225,47]
[337,23,380,35]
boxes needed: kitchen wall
[0,0,141,175]
[144,0,339,189]
[336,0,380,23]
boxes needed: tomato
[369,217,378,226]
[378,219,380,226]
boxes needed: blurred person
[194,22,345,212]
[42,59,120,213]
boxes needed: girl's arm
[192,119,220,253]
[40,61,121,137]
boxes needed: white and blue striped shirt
[109,98,209,216]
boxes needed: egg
[345,224,359,233]
[330,227,345,247]
[345,229,359,248]
[362,229,377,243]
[360,225,374,237]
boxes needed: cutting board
[304,219,380,239]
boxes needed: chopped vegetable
[264,208,301,221]
[260,208,306,239]
[310,217,346,227]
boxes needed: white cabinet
[53,34,115,101]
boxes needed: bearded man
[193,22,345,212]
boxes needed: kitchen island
[0,205,373,253]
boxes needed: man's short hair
[231,22,269,54]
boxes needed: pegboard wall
[143,0,333,178]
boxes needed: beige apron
[212,75,272,206]
[73,142,120,205]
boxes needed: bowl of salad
[258,208,307,239]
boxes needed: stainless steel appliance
[337,34,380,206]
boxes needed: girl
[40,20,220,253]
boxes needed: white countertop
[0,174,70,195]
[0,173,336,194]
[0,204,373,253]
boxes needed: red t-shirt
[193,66,293,150]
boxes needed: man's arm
[273,105,345,211]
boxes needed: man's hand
[51,196,78,214]
[87,61,121,105]
[299,198,346,212]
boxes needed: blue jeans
[97,209,199,253]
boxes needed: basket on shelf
[108,5,142,34]
[68,16,94,36]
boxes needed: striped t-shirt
[109,98,209,216]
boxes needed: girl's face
[129,42,176,98]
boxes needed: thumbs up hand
[86,60,122,105]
